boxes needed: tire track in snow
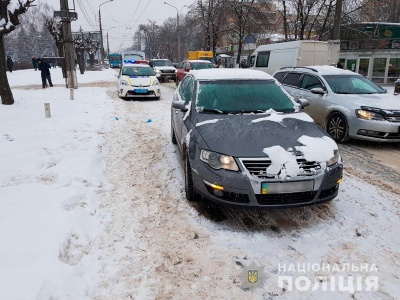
[91,89,255,299]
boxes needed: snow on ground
[0,68,399,299]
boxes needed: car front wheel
[184,156,199,202]
[327,112,349,143]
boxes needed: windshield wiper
[238,110,266,114]
[200,108,226,114]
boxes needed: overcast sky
[42,0,195,52]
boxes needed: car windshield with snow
[171,69,343,208]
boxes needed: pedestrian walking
[32,56,38,71]
[6,56,13,72]
[37,58,53,88]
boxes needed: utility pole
[164,2,185,62]
[332,0,343,40]
[99,0,114,65]
[59,0,77,89]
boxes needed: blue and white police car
[117,60,161,100]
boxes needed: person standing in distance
[32,56,38,71]
[37,58,53,88]
[6,56,13,72]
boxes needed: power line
[118,0,153,51]
[75,0,96,29]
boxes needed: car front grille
[240,158,321,179]
[385,116,400,122]
[161,70,175,74]
[256,191,317,205]
[131,85,150,87]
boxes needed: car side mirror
[310,87,326,95]
[172,100,188,111]
[298,98,310,109]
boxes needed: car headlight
[120,79,129,86]
[155,69,161,74]
[152,80,160,86]
[355,109,385,121]
[327,149,341,166]
[174,69,177,73]
[200,150,239,171]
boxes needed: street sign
[54,11,78,21]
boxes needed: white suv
[148,59,177,82]
[272,66,400,142]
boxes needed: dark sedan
[171,69,343,208]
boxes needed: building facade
[339,23,400,84]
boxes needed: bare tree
[0,0,35,105]
[189,0,228,53]
[45,19,66,78]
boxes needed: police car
[117,60,161,100]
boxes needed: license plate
[135,89,148,94]
[261,181,314,194]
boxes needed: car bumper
[118,86,161,98]
[156,73,176,79]
[190,159,343,208]
[349,118,400,142]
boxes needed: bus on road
[109,53,122,68]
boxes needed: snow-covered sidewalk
[0,68,399,299]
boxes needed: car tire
[155,96,160,100]
[171,124,177,144]
[327,112,349,143]
[184,156,199,202]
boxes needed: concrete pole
[332,0,343,40]
[107,31,110,58]
[60,0,77,90]
[99,7,104,64]
[177,11,180,62]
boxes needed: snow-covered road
[1,69,399,299]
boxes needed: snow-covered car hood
[153,66,176,71]
[121,75,155,86]
[333,93,400,110]
[192,112,332,158]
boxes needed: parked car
[272,66,400,142]
[171,69,343,208]
[176,60,214,86]
[148,58,177,82]
[117,63,161,100]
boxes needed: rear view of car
[117,63,161,100]
[176,60,214,86]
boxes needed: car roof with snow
[186,60,214,63]
[279,65,357,76]
[189,68,276,81]
[122,62,151,68]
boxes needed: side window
[301,74,324,90]
[256,51,270,67]
[282,72,302,87]
[179,76,194,104]
[249,55,256,67]
[273,72,288,83]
